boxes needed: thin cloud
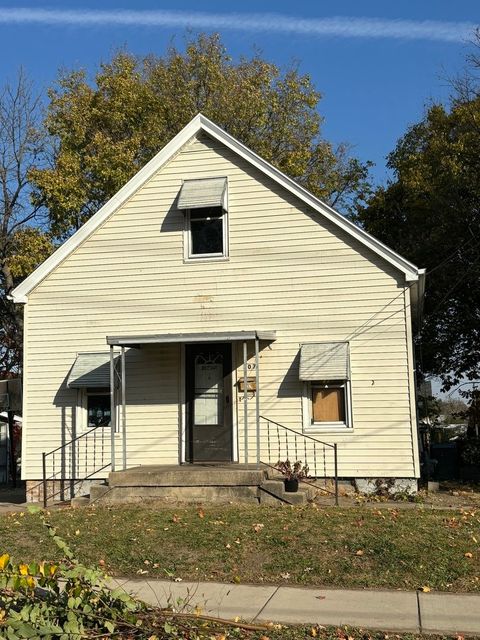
[0,8,475,43]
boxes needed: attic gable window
[178,178,229,261]
[188,207,226,258]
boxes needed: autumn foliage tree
[356,90,480,391]
[31,34,371,240]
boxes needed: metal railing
[260,416,339,505]
[41,425,111,507]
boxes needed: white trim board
[11,113,424,303]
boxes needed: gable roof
[11,113,424,303]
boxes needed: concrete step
[108,465,267,488]
[71,495,90,508]
[91,484,260,505]
[258,479,309,505]
[90,483,110,502]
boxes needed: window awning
[299,342,350,381]
[177,177,227,210]
[67,352,118,388]
[106,330,276,348]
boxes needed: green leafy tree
[31,34,371,240]
[356,93,480,390]
[0,71,53,375]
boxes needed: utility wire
[425,233,477,276]
[423,251,480,322]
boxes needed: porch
[103,330,276,470]
[39,330,339,506]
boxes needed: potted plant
[276,460,310,492]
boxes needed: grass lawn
[0,503,479,592]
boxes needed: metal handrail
[43,424,103,458]
[259,415,339,505]
[41,424,111,507]
[259,415,336,449]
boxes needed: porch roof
[106,330,276,348]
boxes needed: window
[304,380,351,429]
[86,389,111,428]
[186,206,228,259]
[177,177,229,261]
[299,342,352,431]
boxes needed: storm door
[185,343,233,462]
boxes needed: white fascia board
[11,112,421,303]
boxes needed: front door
[186,343,233,462]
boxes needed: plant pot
[284,478,299,493]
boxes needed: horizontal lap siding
[23,134,417,479]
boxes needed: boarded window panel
[312,387,345,422]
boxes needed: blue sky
[0,1,478,185]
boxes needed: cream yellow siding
[22,133,419,480]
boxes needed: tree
[355,93,480,391]
[31,34,371,240]
[437,398,469,425]
[0,71,53,375]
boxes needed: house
[11,114,425,504]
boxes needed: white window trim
[77,389,120,434]
[184,207,229,261]
[302,380,353,433]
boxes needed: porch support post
[243,340,248,465]
[121,346,126,470]
[110,345,116,472]
[255,336,260,468]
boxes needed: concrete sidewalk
[110,577,480,635]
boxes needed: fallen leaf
[420,586,431,592]
[465,552,473,558]
[355,549,364,556]
[198,508,205,518]
[172,514,180,523]
[315,595,326,600]
[253,523,265,533]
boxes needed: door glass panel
[194,352,224,425]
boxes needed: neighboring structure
[0,379,22,484]
[11,114,425,502]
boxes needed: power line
[425,251,480,321]
[426,233,477,276]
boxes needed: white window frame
[184,206,229,262]
[77,389,120,433]
[302,379,353,433]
